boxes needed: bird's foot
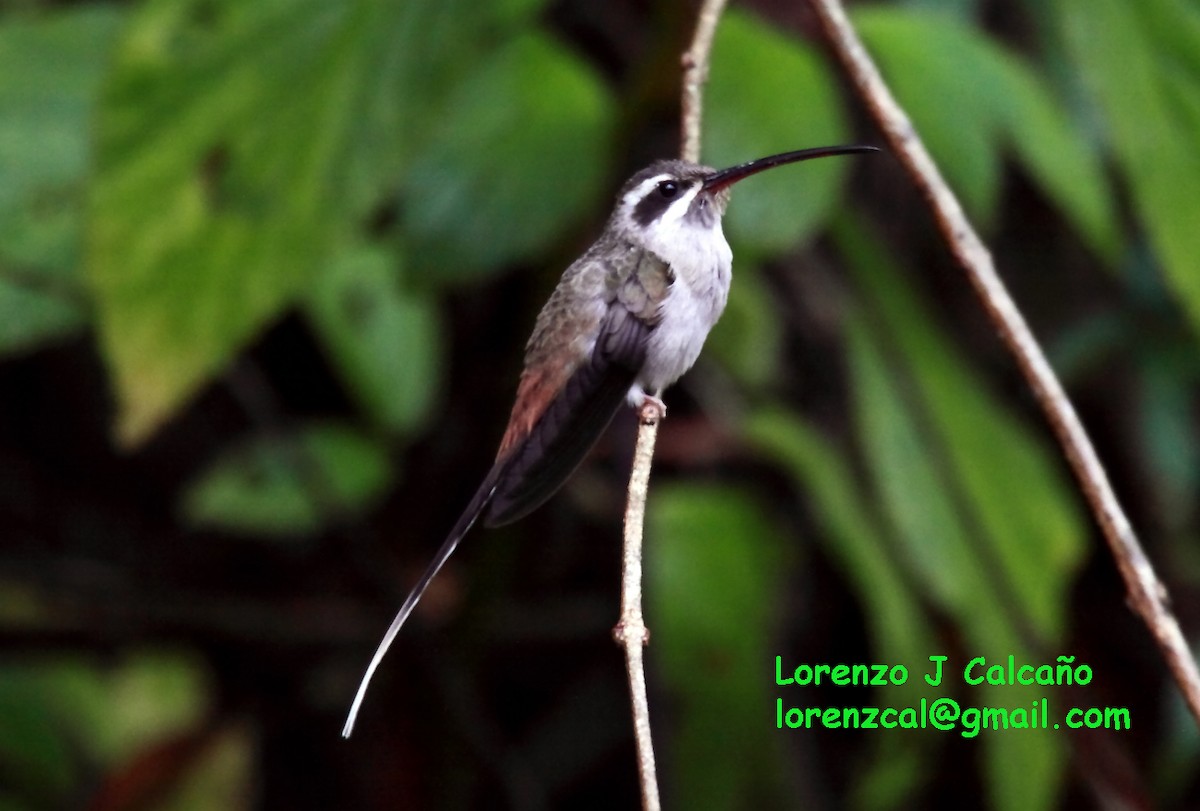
[626,385,666,423]
[639,394,666,424]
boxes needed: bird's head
[610,145,879,250]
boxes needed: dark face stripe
[632,181,693,227]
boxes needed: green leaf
[181,422,392,537]
[1060,0,1200,334]
[0,6,123,248]
[0,667,77,804]
[158,723,254,811]
[89,0,368,444]
[899,0,981,17]
[846,312,1066,811]
[744,410,937,691]
[81,652,210,761]
[835,216,1085,641]
[86,0,521,444]
[647,485,786,809]
[979,678,1068,811]
[0,7,123,355]
[1137,350,1200,527]
[854,6,1117,254]
[842,309,1070,811]
[835,216,1081,811]
[1137,0,1200,83]
[340,0,551,212]
[854,8,1006,222]
[0,265,87,358]
[846,317,987,618]
[0,653,210,806]
[306,245,442,435]
[704,10,853,257]
[402,32,615,281]
[983,48,1120,261]
[744,409,935,810]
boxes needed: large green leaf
[1138,351,1200,527]
[89,0,384,443]
[900,0,981,16]
[401,32,614,282]
[844,311,1061,806]
[847,317,989,619]
[745,411,936,693]
[1138,0,1200,81]
[704,10,853,257]
[648,485,786,809]
[0,7,123,355]
[0,7,122,254]
[1060,0,1200,335]
[985,48,1120,261]
[744,409,935,809]
[180,421,392,537]
[305,245,442,436]
[854,7,1117,255]
[87,0,549,444]
[837,216,1086,641]
[835,216,1084,810]
[0,653,255,810]
[847,313,1066,811]
[854,8,1005,221]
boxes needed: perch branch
[615,401,665,811]
[807,0,1200,726]
[614,1,731,807]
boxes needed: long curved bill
[702,144,880,193]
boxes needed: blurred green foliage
[2,0,1200,808]
[86,0,609,444]
[1060,0,1200,329]
[180,420,392,538]
[703,12,853,258]
[648,484,788,808]
[0,6,120,352]
[854,7,1119,255]
[0,653,248,809]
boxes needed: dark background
[2,0,1199,808]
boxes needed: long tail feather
[341,472,500,738]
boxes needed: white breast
[632,217,733,400]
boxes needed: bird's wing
[484,301,652,527]
[342,251,664,737]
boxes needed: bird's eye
[657,180,680,199]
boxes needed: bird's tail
[341,469,501,738]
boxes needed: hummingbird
[342,144,877,737]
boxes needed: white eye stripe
[658,183,701,217]
[623,174,677,206]
[629,177,703,227]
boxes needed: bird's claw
[639,395,666,424]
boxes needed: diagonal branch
[807,0,1200,726]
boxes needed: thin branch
[614,1,731,807]
[680,0,730,164]
[615,401,664,811]
[807,0,1200,726]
